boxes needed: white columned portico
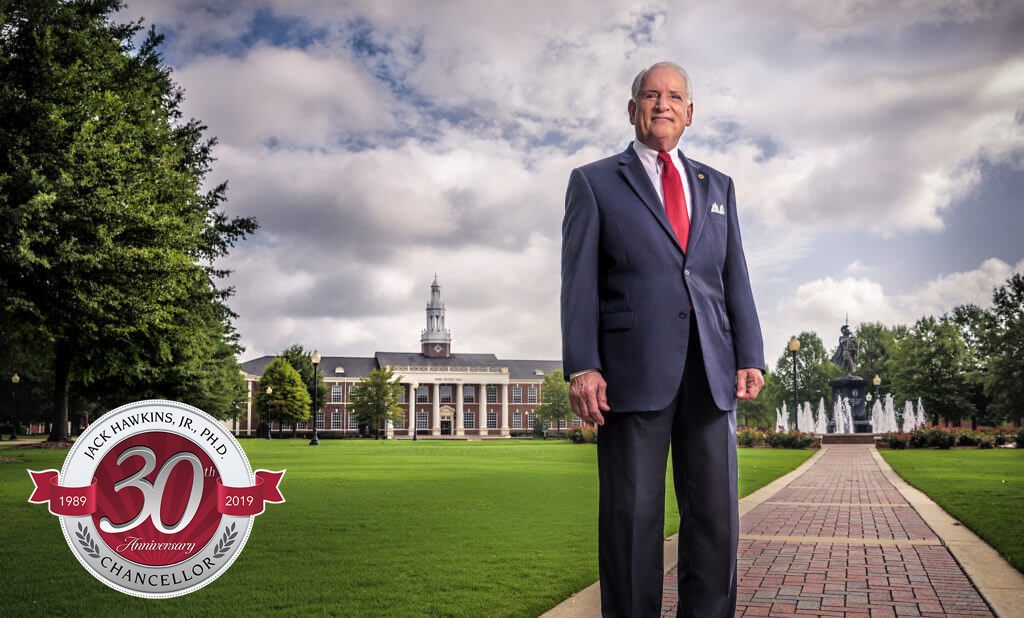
[431,383,441,436]
[455,383,464,436]
[500,383,509,437]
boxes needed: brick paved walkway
[660,446,993,617]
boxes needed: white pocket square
[710,202,725,215]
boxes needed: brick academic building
[233,277,579,438]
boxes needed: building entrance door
[441,420,452,435]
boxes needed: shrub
[1015,427,1024,449]
[766,430,815,449]
[909,428,930,448]
[977,435,995,449]
[955,427,977,446]
[567,425,597,444]
[737,428,766,447]
[881,432,909,449]
[928,426,957,449]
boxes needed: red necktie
[658,151,689,252]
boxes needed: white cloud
[110,0,1024,365]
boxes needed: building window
[513,413,522,429]
[527,413,536,428]
[417,411,428,429]
[417,386,428,403]
[331,411,342,429]
[558,419,567,429]
[394,414,405,429]
[331,385,343,403]
[528,386,538,404]
[512,386,522,403]
[487,411,497,429]
[440,385,453,404]
[297,421,307,430]
[487,386,497,403]
[573,416,581,425]
[463,385,475,403]
[348,413,358,430]
[464,411,475,429]
[315,412,324,429]
[398,388,406,403]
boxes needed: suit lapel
[617,145,685,255]
[680,150,710,256]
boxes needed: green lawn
[881,449,1024,574]
[0,439,812,616]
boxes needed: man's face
[628,66,693,152]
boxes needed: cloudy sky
[117,0,1024,367]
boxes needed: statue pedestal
[828,376,873,433]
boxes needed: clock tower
[421,275,452,358]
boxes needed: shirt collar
[632,139,684,171]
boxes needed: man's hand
[570,371,610,426]
[735,368,764,401]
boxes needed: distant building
[235,276,579,438]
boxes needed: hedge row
[880,425,1023,449]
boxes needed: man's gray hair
[631,62,693,104]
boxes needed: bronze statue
[830,324,858,376]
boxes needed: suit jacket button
[679,311,688,319]
[683,269,691,276]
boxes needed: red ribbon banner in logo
[29,469,286,518]
[27,470,98,516]
[216,469,286,516]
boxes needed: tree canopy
[535,370,572,430]
[255,358,311,433]
[348,367,405,439]
[0,0,256,438]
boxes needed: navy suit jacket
[560,143,765,412]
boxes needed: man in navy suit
[561,62,765,617]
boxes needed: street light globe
[266,386,272,395]
[787,336,800,352]
[11,373,19,384]
[865,392,873,402]
[873,375,881,386]
[311,350,321,365]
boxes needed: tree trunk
[49,339,72,442]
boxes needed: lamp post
[410,382,419,441]
[872,374,881,401]
[309,350,320,446]
[787,336,800,429]
[10,373,20,441]
[265,386,273,439]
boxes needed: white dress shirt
[631,139,693,221]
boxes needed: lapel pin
[698,173,705,179]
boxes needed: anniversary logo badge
[27,400,285,598]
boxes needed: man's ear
[627,99,636,126]
[684,102,693,127]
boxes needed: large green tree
[255,358,311,434]
[0,0,256,439]
[888,316,974,424]
[349,367,405,439]
[280,344,327,433]
[535,370,572,434]
[951,274,1024,425]
[853,322,906,395]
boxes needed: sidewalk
[546,444,1022,617]
[670,445,995,617]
